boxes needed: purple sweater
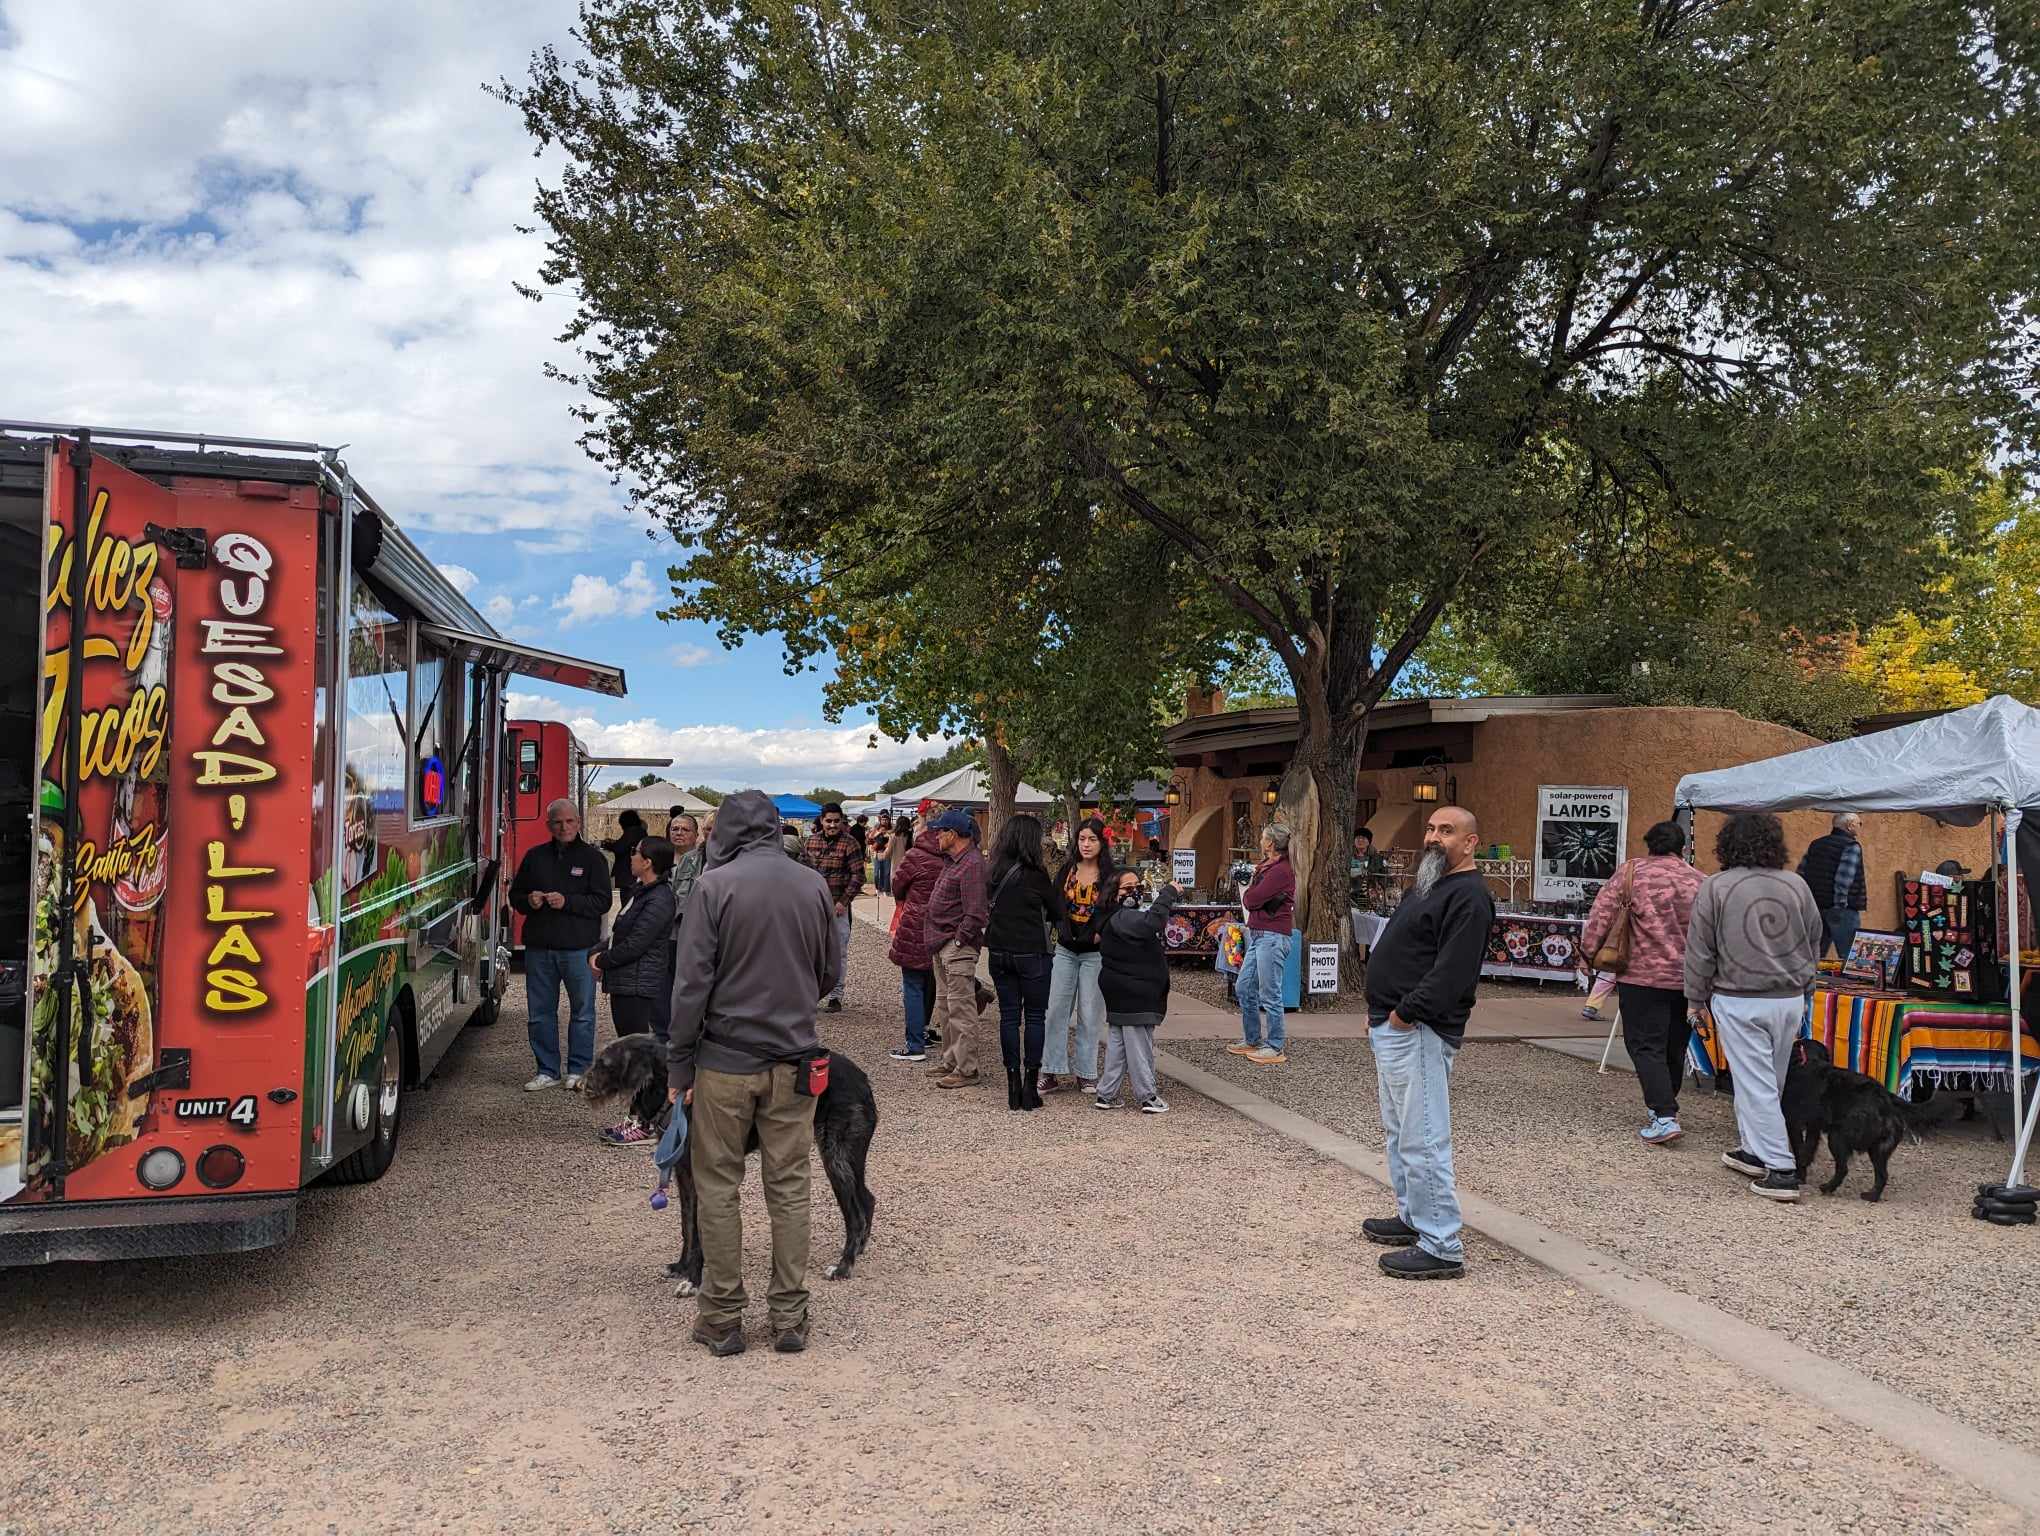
[1242,857,1296,935]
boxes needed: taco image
[29,816,155,1172]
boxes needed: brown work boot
[773,1321,809,1354]
[936,1072,976,1089]
[924,1062,951,1079]
[690,1317,745,1357]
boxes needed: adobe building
[1162,691,1988,929]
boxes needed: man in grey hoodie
[667,789,843,1356]
[1684,811,1823,1203]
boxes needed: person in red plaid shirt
[805,802,865,1012]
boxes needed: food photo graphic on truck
[0,421,629,1265]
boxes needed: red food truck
[503,719,669,950]
[0,421,629,1264]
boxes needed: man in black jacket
[1796,812,1868,960]
[1361,805,1495,1281]
[508,798,613,1092]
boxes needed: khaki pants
[930,940,981,1077]
[690,1064,819,1332]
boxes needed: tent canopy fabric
[596,780,715,815]
[770,793,825,818]
[1673,696,2040,825]
[888,763,1055,809]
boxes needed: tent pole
[2008,807,2033,1188]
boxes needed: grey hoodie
[1683,866,1823,1004]
[667,789,844,1093]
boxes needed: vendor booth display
[1901,876,2004,1001]
[1674,695,2040,1198]
[1162,903,1238,959]
[1686,986,2038,1102]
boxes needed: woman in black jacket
[1095,871,1182,1114]
[591,835,676,1144]
[985,814,1065,1112]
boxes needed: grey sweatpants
[1097,1023,1157,1103]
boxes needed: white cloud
[482,593,516,624]
[504,691,946,793]
[553,559,658,628]
[668,643,717,668]
[0,1,643,542]
[440,563,479,596]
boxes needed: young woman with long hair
[1039,817,1115,1093]
[985,813,1064,1110]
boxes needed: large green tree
[502,0,2038,951]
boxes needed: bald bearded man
[1361,806,1495,1280]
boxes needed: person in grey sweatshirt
[667,789,844,1357]
[1684,812,1823,1203]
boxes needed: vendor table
[1162,903,1239,959]
[1482,912,1584,982]
[1687,984,2038,1101]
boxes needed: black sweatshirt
[1364,869,1495,1043]
[985,861,1066,954]
[508,837,614,951]
[1099,887,1180,1024]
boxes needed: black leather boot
[1020,1062,1043,1111]
[1006,1069,1024,1110]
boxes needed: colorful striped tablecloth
[1686,987,2036,1101]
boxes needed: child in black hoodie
[1095,872,1182,1114]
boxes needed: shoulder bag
[1590,859,1638,973]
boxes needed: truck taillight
[196,1145,245,1189]
[137,1147,185,1190]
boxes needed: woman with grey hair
[1230,823,1297,1065]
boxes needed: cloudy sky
[0,0,944,793]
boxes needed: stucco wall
[1168,706,1990,927]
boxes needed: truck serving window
[343,579,406,895]
[409,629,464,826]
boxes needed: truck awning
[417,624,628,697]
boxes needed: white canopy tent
[1673,695,2040,1186]
[881,762,1057,811]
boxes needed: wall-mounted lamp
[1262,780,1280,807]
[1163,781,1182,808]
[1412,780,1440,804]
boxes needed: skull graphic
[1503,926,1533,962]
[1540,932,1574,968]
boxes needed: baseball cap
[930,809,978,837]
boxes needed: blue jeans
[1041,946,1105,1079]
[526,947,597,1078]
[874,858,891,894]
[900,967,934,1053]
[1370,1016,1463,1262]
[829,912,852,1002]
[990,950,1051,1072]
[1819,906,1861,962]
[1236,930,1292,1050]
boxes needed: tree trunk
[1062,784,1085,855]
[983,734,1020,851]
[1279,696,1369,989]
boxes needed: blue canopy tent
[771,793,824,819]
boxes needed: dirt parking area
[2,935,2032,1533]
[1170,1035,2040,1458]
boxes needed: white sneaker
[1247,1046,1288,1065]
[1139,1097,1170,1115]
[564,1074,585,1092]
[524,1073,560,1092]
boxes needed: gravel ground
[1170,1035,2040,1460]
[1,933,2029,1533]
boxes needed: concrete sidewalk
[853,888,1609,1042]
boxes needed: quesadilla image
[29,817,155,1172]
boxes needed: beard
[1412,847,1449,897]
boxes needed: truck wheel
[328,1011,405,1185]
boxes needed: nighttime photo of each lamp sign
[192,532,282,1016]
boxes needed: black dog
[582,1033,879,1287]
[1783,1038,1933,1202]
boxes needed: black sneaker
[1379,1247,1465,1281]
[888,1046,928,1063]
[825,998,843,1013]
[690,1318,746,1356]
[1751,1170,1801,1203]
[1361,1215,1419,1247]
[1721,1147,1765,1178]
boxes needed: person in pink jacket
[1580,820,1705,1146]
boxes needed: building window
[410,629,465,825]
